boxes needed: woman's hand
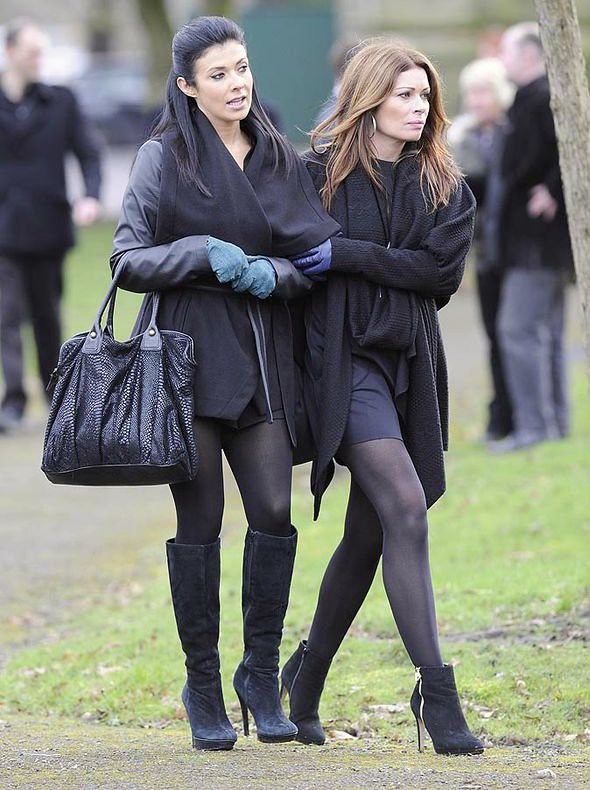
[207,236,249,283]
[232,257,277,299]
[291,238,333,276]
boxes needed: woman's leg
[223,418,299,742]
[280,480,383,745]
[341,440,486,755]
[223,418,293,537]
[306,480,383,661]
[338,438,443,668]
[169,417,225,545]
[165,418,236,750]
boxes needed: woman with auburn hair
[280,40,485,756]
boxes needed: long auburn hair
[312,39,461,211]
[151,16,295,194]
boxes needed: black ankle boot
[166,539,237,751]
[411,665,485,755]
[280,640,331,745]
[233,527,299,743]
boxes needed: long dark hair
[151,16,294,193]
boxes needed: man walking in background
[0,18,102,432]
[489,22,573,453]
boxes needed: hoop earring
[369,113,377,138]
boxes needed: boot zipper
[415,666,427,752]
[416,667,425,724]
[290,645,308,694]
[416,667,426,727]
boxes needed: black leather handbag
[41,264,199,485]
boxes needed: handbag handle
[82,261,161,354]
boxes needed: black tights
[170,417,293,545]
[307,439,443,668]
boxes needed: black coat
[497,76,573,273]
[110,115,338,446]
[0,81,101,256]
[302,151,476,517]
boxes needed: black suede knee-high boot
[166,538,237,751]
[233,526,299,743]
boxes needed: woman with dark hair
[280,40,485,756]
[110,16,338,751]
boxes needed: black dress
[306,159,403,450]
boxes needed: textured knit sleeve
[109,140,212,292]
[330,180,476,299]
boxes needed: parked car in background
[71,56,160,146]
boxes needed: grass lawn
[1,223,588,752]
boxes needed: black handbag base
[42,462,195,486]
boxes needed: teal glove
[207,236,248,284]
[232,256,277,299]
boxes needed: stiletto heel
[414,712,427,753]
[237,691,250,736]
[279,679,287,702]
[410,665,484,756]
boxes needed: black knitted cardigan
[303,150,476,518]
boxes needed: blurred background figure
[0,18,102,432]
[449,57,515,441]
[486,22,574,453]
[314,35,359,126]
[475,26,504,58]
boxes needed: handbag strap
[82,261,161,354]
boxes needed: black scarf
[157,104,339,257]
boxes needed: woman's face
[178,40,253,126]
[464,83,501,125]
[373,67,431,146]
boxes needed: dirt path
[1,716,587,789]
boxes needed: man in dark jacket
[489,23,573,453]
[0,19,101,431]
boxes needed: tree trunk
[534,0,590,379]
[136,0,174,105]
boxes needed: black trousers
[476,268,513,437]
[0,253,64,414]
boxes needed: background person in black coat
[489,23,573,453]
[0,19,102,431]
[449,57,515,441]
